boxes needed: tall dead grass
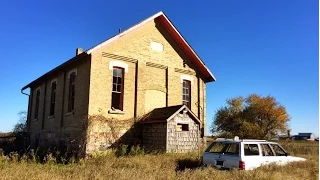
[0,141,318,180]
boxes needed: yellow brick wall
[89,19,207,129]
[89,53,136,120]
[144,66,166,113]
[29,83,46,131]
[28,56,91,147]
[62,58,91,131]
[26,17,210,152]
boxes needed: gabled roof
[86,11,215,82]
[22,11,215,92]
[21,53,88,91]
[141,104,201,124]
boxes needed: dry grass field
[0,140,318,180]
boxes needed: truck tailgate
[203,152,241,169]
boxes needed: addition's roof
[297,133,313,136]
[141,104,200,124]
[22,11,215,92]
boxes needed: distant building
[291,133,316,141]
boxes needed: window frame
[243,144,260,156]
[260,143,275,156]
[111,66,125,111]
[67,72,76,113]
[49,81,57,116]
[182,79,191,109]
[176,123,189,132]
[205,142,240,156]
[269,143,287,156]
[34,89,41,120]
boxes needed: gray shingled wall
[167,113,200,153]
[142,111,200,153]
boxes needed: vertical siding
[203,80,206,136]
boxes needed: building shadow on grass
[175,158,202,171]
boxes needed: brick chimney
[76,48,83,55]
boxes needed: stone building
[21,11,215,154]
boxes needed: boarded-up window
[49,81,56,116]
[35,89,41,119]
[112,67,124,110]
[68,72,76,112]
[151,41,164,52]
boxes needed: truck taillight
[239,161,245,170]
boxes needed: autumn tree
[211,94,290,139]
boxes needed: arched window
[35,89,41,119]
[68,72,76,112]
[111,67,124,110]
[49,81,57,116]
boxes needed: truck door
[260,143,276,165]
[242,143,262,170]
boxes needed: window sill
[66,111,74,116]
[48,115,55,119]
[108,109,125,115]
[33,119,38,122]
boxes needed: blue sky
[0,0,318,136]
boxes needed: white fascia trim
[161,14,216,81]
[180,74,194,85]
[109,61,129,73]
[86,11,164,54]
[84,11,215,81]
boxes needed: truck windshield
[206,142,240,156]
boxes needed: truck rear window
[206,142,239,156]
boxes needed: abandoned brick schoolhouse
[21,11,216,154]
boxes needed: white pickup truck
[202,137,306,170]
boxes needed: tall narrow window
[35,89,41,119]
[49,81,57,116]
[68,72,76,112]
[112,67,124,110]
[182,80,191,109]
